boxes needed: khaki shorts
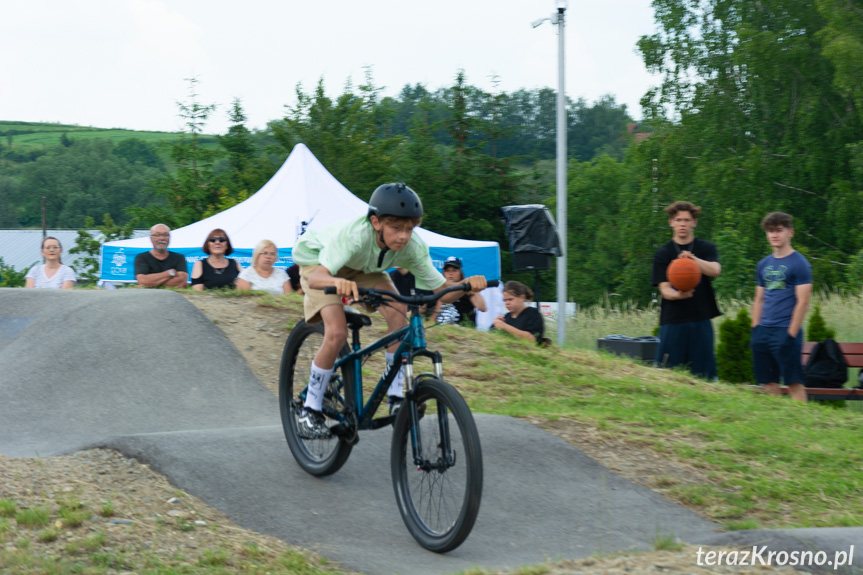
[299,265,396,323]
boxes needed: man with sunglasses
[135,223,188,288]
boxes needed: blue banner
[99,247,296,283]
[101,245,500,283]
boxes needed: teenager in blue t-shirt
[750,212,813,402]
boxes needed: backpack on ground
[803,339,848,388]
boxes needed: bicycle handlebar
[324,279,499,307]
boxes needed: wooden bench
[791,342,863,401]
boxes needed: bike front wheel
[279,320,355,477]
[391,377,483,553]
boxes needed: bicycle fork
[406,351,456,472]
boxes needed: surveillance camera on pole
[531,17,550,28]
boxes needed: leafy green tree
[130,77,222,227]
[423,71,520,242]
[565,155,638,305]
[717,308,754,383]
[636,0,863,291]
[0,176,19,227]
[16,139,160,228]
[220,98,255,176]
[214,97,276,212]
[69,214,134,283]
[817,0,863,124]
[113,138,165,170]
[271,69,400,197]
[392,97,445,200]
[0,257,28,287]
[712,210,758,300]
[569,95,633,161]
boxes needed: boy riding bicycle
[290,183,487,439]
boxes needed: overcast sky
[1,0,658,135]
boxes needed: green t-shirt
[292,215,446,291]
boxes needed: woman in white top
[25,236,77,289]
[236,239,290,295]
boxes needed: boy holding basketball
[750,212,812,402]
[651,201,722,379]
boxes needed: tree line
[3,0,863,307]
[0,73,635,296]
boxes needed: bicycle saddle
[344,306,372,330]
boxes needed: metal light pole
[533,1,568,346]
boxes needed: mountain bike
[278,281,496,552]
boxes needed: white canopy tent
[100,143,501,283]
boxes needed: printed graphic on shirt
[763,265,788,290]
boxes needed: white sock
[304,362,333,413]
[386,352,404,398]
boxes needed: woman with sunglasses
[236,239,290,295]
[25,236,76,289]
[190,229,242,290]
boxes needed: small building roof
[0,229,148,274]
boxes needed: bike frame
[331,305,443,432]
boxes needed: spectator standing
[751,212,812,402]
[236,240,290,295]
[25,236,76,289]
[493,281,545,342]
[135,224,189,288]
[190,229,242,290]
[651,201,722,379]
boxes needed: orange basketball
[667,258,702,291]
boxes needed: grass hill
[0,120,219,151]
[244,290,863,531]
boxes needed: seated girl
[492,281,545,342]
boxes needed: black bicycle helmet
[367,183,423,220]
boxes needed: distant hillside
[0,120,219,150]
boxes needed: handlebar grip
[323,286,370,295]
[487,279,500,288]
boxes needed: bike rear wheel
[279,320,354,476]
[391,377,483,553]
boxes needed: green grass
[238,285,863,529]
[0,498,16,517]
[567,289,863,352]
[652,530,683,551]
[14,506,50,528]
[421,291,863,530]
[1,120,221,171]
[1,120,219,149]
